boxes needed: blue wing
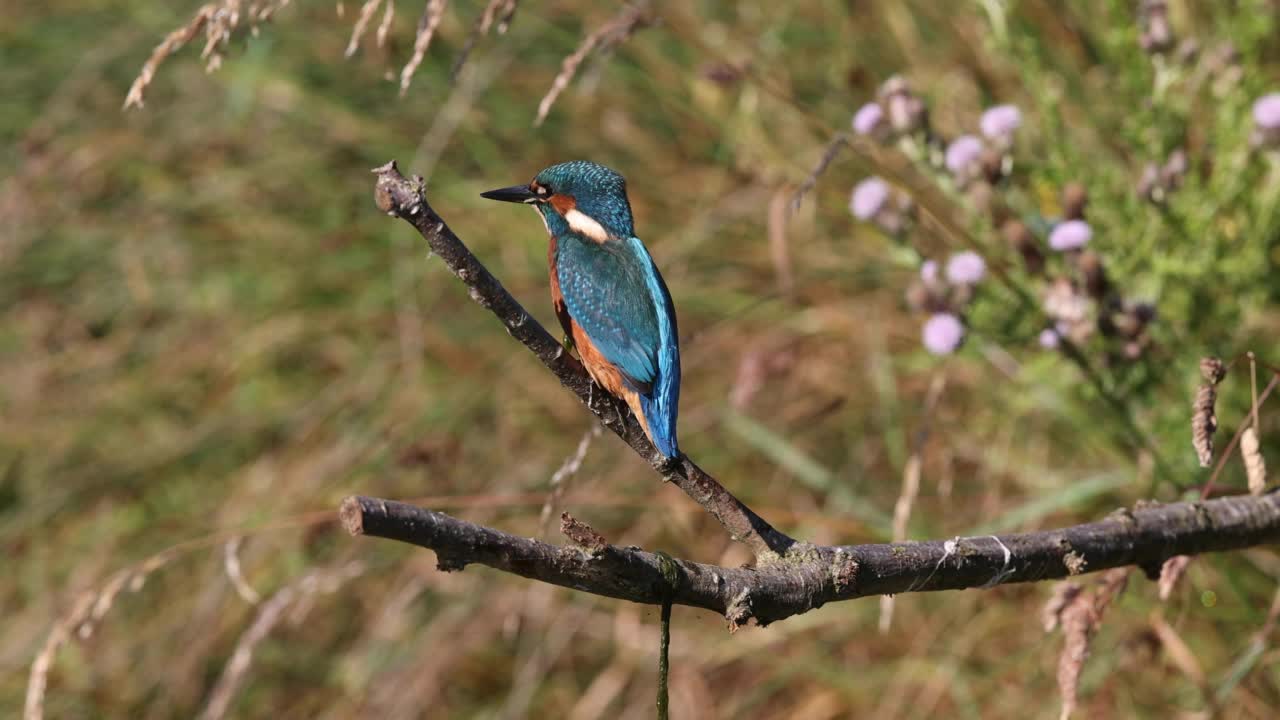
[557,236,680,456]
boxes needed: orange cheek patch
[549,194,577,213]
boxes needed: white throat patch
[563,208,611,243]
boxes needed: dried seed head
[1137,162,1163,203]
[1200,357,1226,385]
[1044,277,1089,327]
[1139,0,1174,55]
[1078,251,1109,299]
[1161,148,1188,190]
[1175,38,1200,65]
[1192,384,1219,468]
[1242,427,1267,495]
[1062,182,1088,220]
[1002,218,1044,274]
[879,75,929,135]
[980,146,1006,184]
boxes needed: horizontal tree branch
[342,491,1280,627]
[371,161,793,559]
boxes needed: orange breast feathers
[569,318,654,443]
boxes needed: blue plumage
[481,161,681,458]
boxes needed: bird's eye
[534,185,548,196]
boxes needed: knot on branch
[436,554,470,572]
[725,587,754,632]
[372,160,429,220]
[830,549,858,593]
[560,512,608,555]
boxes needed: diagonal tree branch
[341,491,1280,628]
[371,161,795,559]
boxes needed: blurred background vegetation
[4,0,1280,717]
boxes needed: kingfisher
[481,160,681,459]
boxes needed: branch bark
[371,161,794,559]
[341,492,1280,628]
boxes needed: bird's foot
[655,453,682,474]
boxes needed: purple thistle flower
[945,251,986,285]
[1038,328,1060,349]
[922,313,965,355]
[980,105,1022,143]
[1254,93,1280,148]
[852,102,886,137]
[850,177,890,220]
[1048,219,1092,252]
[1254,93,1280,129]
[920,259,939,284]
[945,135,984,178]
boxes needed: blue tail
[637,239,681,458]
[641,388,679,457]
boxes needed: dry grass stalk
[768,187,795,297]
[123,0,292,109]
[534,1,654,126]
[198,562,364,720]
[1244,353,1267,494]
[399,0,449,97]
[223,536,262,604]
[376,0,396,47]
[451,0,520,80]
[1045,568,1130,720]
[1158,555,1191,601]
[123,4,218,109]
[25,550,176,720]
[344,0,385,57]
[882,373,947,633]
[538,424,602,536]
[479,0,519,34]
[1149,611,1209,697]
[789,134,849,212]
[1191,356,1226,468]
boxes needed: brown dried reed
[534,1,654,126]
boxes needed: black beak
[480,184,537,204]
